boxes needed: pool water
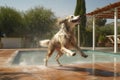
[11,50,120,65]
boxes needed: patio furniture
[106,35,120,47]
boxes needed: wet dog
[40,15,88,66]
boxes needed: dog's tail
[39,39,50,47]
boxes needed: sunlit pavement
[0,48,120,80]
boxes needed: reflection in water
[114,57,117,80]
[20,59,27,66]
[92,52,117,80]
[92,53,95,75]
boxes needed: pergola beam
[86,1,120,53]
[87,2,120,16]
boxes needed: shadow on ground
[52,66,120,77]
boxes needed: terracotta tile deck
[0,49,120,80]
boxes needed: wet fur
[43,15,88,66]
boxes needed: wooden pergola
[86,1,120,53]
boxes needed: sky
[0,0,119,18]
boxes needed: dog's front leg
[59,35,76,56]
[75,45,88,58]
[71,40,88,58]
[60,47,76,56]
[71,37,88,58]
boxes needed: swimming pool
[11,49,120,66]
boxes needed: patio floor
[0,48,120,80]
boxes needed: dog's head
[59,15,81,29]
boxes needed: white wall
[1,38,24,48]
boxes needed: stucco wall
[1,38,24,48]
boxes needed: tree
[74,0,87,46]
[24,6,57,39]
[96,18,107,27]
[0,6,24,37]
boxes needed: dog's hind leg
[56,51,63,66]
[44,48,55,66]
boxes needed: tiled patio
[0,49,120,80]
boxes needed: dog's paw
[72,52,76,56]
[43,59,48,66]
[43,58,46,62]
[59,64,63,66]
[82,54,88,58]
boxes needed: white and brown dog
[40,15,88,66]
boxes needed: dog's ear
[59,19,67,25]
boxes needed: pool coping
[7,50,19,66]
